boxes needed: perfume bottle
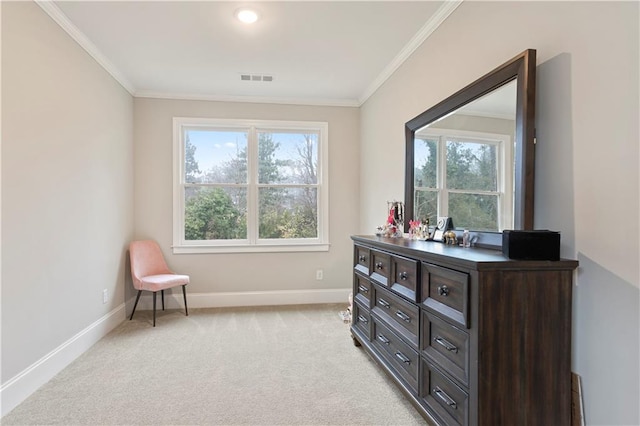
[462,229,470,248]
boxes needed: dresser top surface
[352,235,578,271]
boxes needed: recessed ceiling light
[235,8,259,24]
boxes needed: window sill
[172,243,330,254]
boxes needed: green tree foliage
[258,133,288,184]
[296,134,317,184]
[183,133,244,240]
[414,139,438,224]
[415,190,437,226]
[415,138,437,189]
[258,133,287,238]
[446,141,496,191]
[184,134,201,183]
[289,135,318,238]
[277,205,318,238]
[260,189,318,239]
[185,188,245,240]
[447,141,498,230]
[449,193,498,231]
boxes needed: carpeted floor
[2,304,426,425]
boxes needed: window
[413,128,512,231]
[173,118,329,253]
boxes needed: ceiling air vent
[240,74,273,82]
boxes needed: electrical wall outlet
[316,269,323,280]
[102,289,108,304]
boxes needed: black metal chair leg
[161,290,165,311]
[153,292,157,327]
[182,285,188,316]
[130,290,142,320]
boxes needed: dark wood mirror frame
[404,49,536,248]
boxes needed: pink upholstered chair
[129,240,189,327]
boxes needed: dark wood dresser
[351,235,578,426]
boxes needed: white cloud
[225,142,236,148]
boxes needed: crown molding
[358,0,464,106]
[134,90,360,108]
[35,0,136,95]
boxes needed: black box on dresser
[350,235,578,426]
[502,230,561,261]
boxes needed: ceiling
[42,1,462,106]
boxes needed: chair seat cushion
[138,274,190,292]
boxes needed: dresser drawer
[370,250,391,286]
[373,319,419,394]
[422,263,470,328]
[372,285,419,347]
[421,310,470,388]
[390,255,419,302]
[353,273,372,308]
[352,301,371,340]
[354,245,370,276]
[421,360,469,426]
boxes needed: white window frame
[415,127,513,230]
[172,117,329,254]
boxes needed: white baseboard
[0,304,126,418]
[132,288,352,310]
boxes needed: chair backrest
[129,240,172,288]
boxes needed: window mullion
[247,127,258,244]
[501,136,513,230]
[448,189,499,195]
[247,126,260,244]
[437,136,448,217]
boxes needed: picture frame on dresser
[433,217,453,243]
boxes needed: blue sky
[186,130,317,174]
[187,130,247,172]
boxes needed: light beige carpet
[2,304,426,425]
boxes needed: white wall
[1,1,134,415]
[360,2,639,425]
[133,98,359,306]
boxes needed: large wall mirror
[404,49,536,248]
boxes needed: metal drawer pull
[358,285,369,294]
[357,315,368,324]
[376,262,384,270]
[395,352,411,364]
[378,298,391,308]
[396,310,411,323]
[377,334,390,345]
[437,285,450,296]
[434,336,458,353]
[399,271,408,280]
[433,386,457,409]
[358,255,366,262]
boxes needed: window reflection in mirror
[413,80,516,231]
